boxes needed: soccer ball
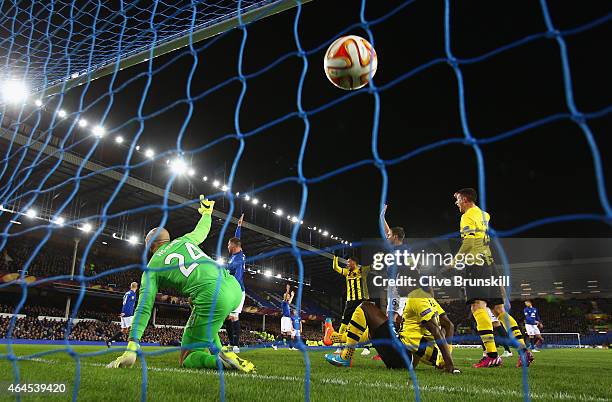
[324,35,378,90]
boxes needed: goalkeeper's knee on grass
[182,350,219,370]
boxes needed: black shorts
[341,300,365,325]
[371,321,413,369]
[463,264,504,306]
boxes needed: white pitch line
[15,357,610,402]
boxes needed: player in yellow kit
[324,256,371,354]
[325,285,458,373]
[453,188,533,368]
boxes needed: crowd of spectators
[439,297,610,335]
[0,316,187,346]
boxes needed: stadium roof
[0,119,349,291]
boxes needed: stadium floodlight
[262,203,267,208]
[25,208,37,219]
[264,270,272,277]
[52,216,65,226]
[300,220,304,224]
[221,184,229,192]
[275,273,281,278]
[102,241,108,245]
[112,233,119,239]
[115,136,124,144]
[80,223,92,233]
[9,220,21,225]
[169,158,188,175]
[1,80,28,104]
[135,146,140,151]
[216,257,226,265]
[322,231,329,236]
[57,109,67,118]
[34,99,42,107]
[245,195,251,201]
[78,118,87,127]
[274,208,283,216]
[145,148,155,159]
[349,243,352,246]
[202,176,208,181]
[252,198,259,205]
[92,125,105,137]
[187,168,195,177]
[313,226,317,231]
[291,216,298,223]
[212,180,220,188]
[318,229,322,233]
[128,235,138,245]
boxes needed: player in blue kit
[524,300,544,352]
[106,282,138,347]
[280,285,296,349]
[225,213,246,353]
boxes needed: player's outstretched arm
[107,270,159,368]
[423,319,459,374]
[381,204,392,239]
[234,213,244,239]
[184,195,215,245]
[332,256,348,276]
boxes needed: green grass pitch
[0,345,609,401]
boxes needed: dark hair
[229,237,241,247]
[391,227,405,241]
[348,256,359,265]
[455,188,478,203]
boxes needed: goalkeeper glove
[106,341,139,368]
[198,195,215,215]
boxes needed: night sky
[19,0,612,242]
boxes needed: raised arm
[332,256,348,276]
[183,196,215,245]
[381,204,392,239]
[234,213,244,239]
[288,290,295,304]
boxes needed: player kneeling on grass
[106,195,255,373]
[324,287,459,374]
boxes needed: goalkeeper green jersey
[131,213,228,341]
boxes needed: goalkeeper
[106,195,255,373]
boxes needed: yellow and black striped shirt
[332,256,370,301]
[456,205,494,265]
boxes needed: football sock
[494,325,512,352]
[338,323,348,334]
[340,306,367,361]
[182,350,218,370]
[330,332,347,344]
[232,320,241,346]
[497,311,526,348]
[473,308,497,358]
[225,321,234,345]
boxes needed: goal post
[39,0,313,98]
[540,333,582,348]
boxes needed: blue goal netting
[0,0,611,401]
